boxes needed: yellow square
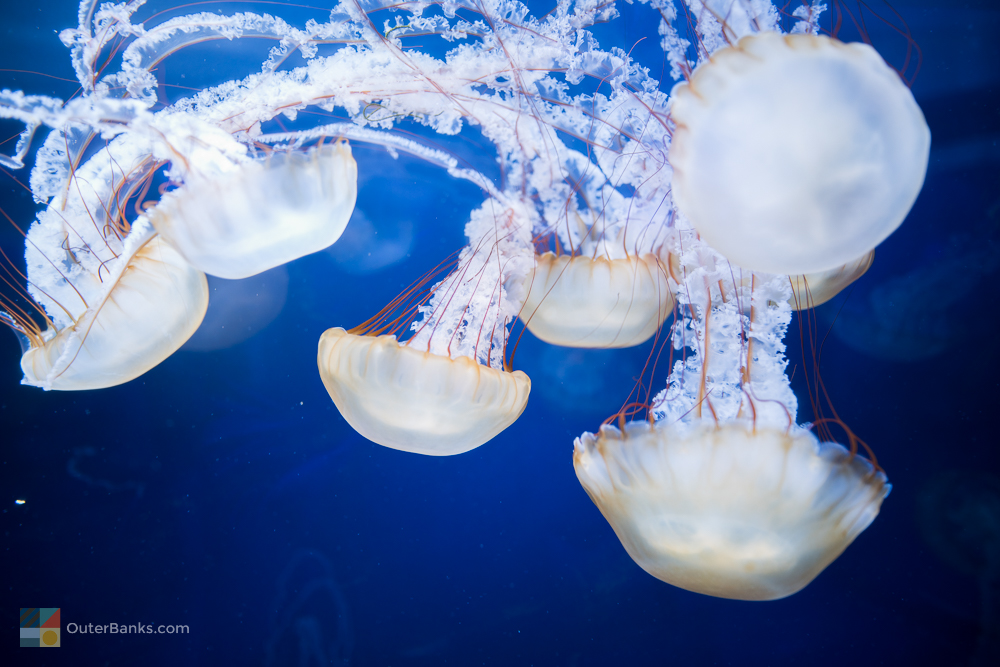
[40,627,60,647]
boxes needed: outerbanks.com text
[66,623,189,635]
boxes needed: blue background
[2,1,999,665]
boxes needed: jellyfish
[318,328,530,456]
[266,550,353,667]
[520,251,677,348]
[516,158,679,350]
[318,197,534,456]
[515,136,678,350]
[690,249,874,312]
[19,228,208,391]
[2,118,210,390]
[787,249,874,310]
[574,420,889,600]
[181,266,290,352]
[918,471,1000,665]
[668,31,931,275]
[148,141,358,280]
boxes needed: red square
[40,609,60,628]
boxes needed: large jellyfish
[669,31,930,275]
[575,421,888,600]
[516,151,678,350]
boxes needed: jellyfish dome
[788,250,874,310]
[521,252,676,348]
[574,420,890,600]
[669,32,930,275]
[317,193,534,456]
[149,142,358,280]
[20,223,208,391]
[318,328,530,456]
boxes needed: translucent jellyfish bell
[317,328,530,456]
[669,33,930,275]
[521,253,676,348]
[21,234,209,391]
[574,420,890,600]
[789,250,874,310]
[150,142,358,279]
[728,250,873,310]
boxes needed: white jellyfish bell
[318,328,530,456]
[669,33,930,275]
[521,252,677,348]
[149,141,358,280]
[574,420,890,601]
[317,196,534,456]
[788,249,874,310]
[20,221,209,391]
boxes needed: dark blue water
[2,1,999,665]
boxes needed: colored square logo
[20,609,59,647]
[40,627,61,647]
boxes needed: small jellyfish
[520,252,677,348]
[19,230,208,391]
[573,420,890,601]
[788,250,874,310]
[181,266,289,352]
[918,470,1000,582]
[678,248,873,312]
[317,328,529,456]
[317,197,534,455]
[149,141,357,279]
[669,33,930,275]
[266,550,353,667]
[918,471,1000,666]
[829,213,1000,361]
